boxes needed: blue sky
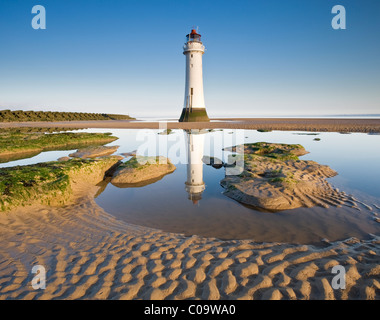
[0,0,379,118]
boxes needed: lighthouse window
[191,64,193,68]
[191,54,193,58]
[190,88,193,95]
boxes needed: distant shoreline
[0,109,134,122]
[1,118,380,133]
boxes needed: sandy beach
[0,179,379,300]
[1,118,380,133]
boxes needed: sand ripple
[0,189,379,300]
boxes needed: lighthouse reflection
[184,129,207,204]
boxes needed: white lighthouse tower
[179,29,210,122]
[185,129,206,204]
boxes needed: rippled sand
[0,184,379,300]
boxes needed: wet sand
[0,184,379,300]
[1,118,380,133]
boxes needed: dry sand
[1,118,380,133]
[0,182,379,300]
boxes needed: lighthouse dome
[186,29,201,42]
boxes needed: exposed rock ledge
[1,154,176,211]
[0,157,121,212]
[69,145,119,158]
[111,156,176,185]
[220,142,355,211]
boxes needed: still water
[2,128,380,245]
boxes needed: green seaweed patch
[158,129,172,135]
[158,129,173,135]
[0,132,118,157]
[179,108,210,122]
[268,171,298,186]
[225,143,307,165]
[264,153,300,161]
[244,142,306,161]
[257,129,272,132]
[0,109,134,122]
[0,127,83,135]
[0,157,119,212]
[120,156,166,170]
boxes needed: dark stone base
[179,108,210,122]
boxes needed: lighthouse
[185,129,206,204]
[179,29,210,122]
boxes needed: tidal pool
[94,129,380,245]
[2,128,380,245]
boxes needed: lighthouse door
[190,88,194,111]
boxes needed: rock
[0,156,121,212]
[69,145,119,159]
[220,142,348,211]
[111,156,176,185]
[121,150,137,157]
[102,155,124,161]
[158,129,173,135]
[57,156,70,161]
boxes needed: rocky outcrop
[220,142,354,211]
[0,156,121,211]
[69,145,119,158]
[111,156,176,185]
[121,150,137,158]
[58,156,70,161]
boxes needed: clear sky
[0,0,379,118]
